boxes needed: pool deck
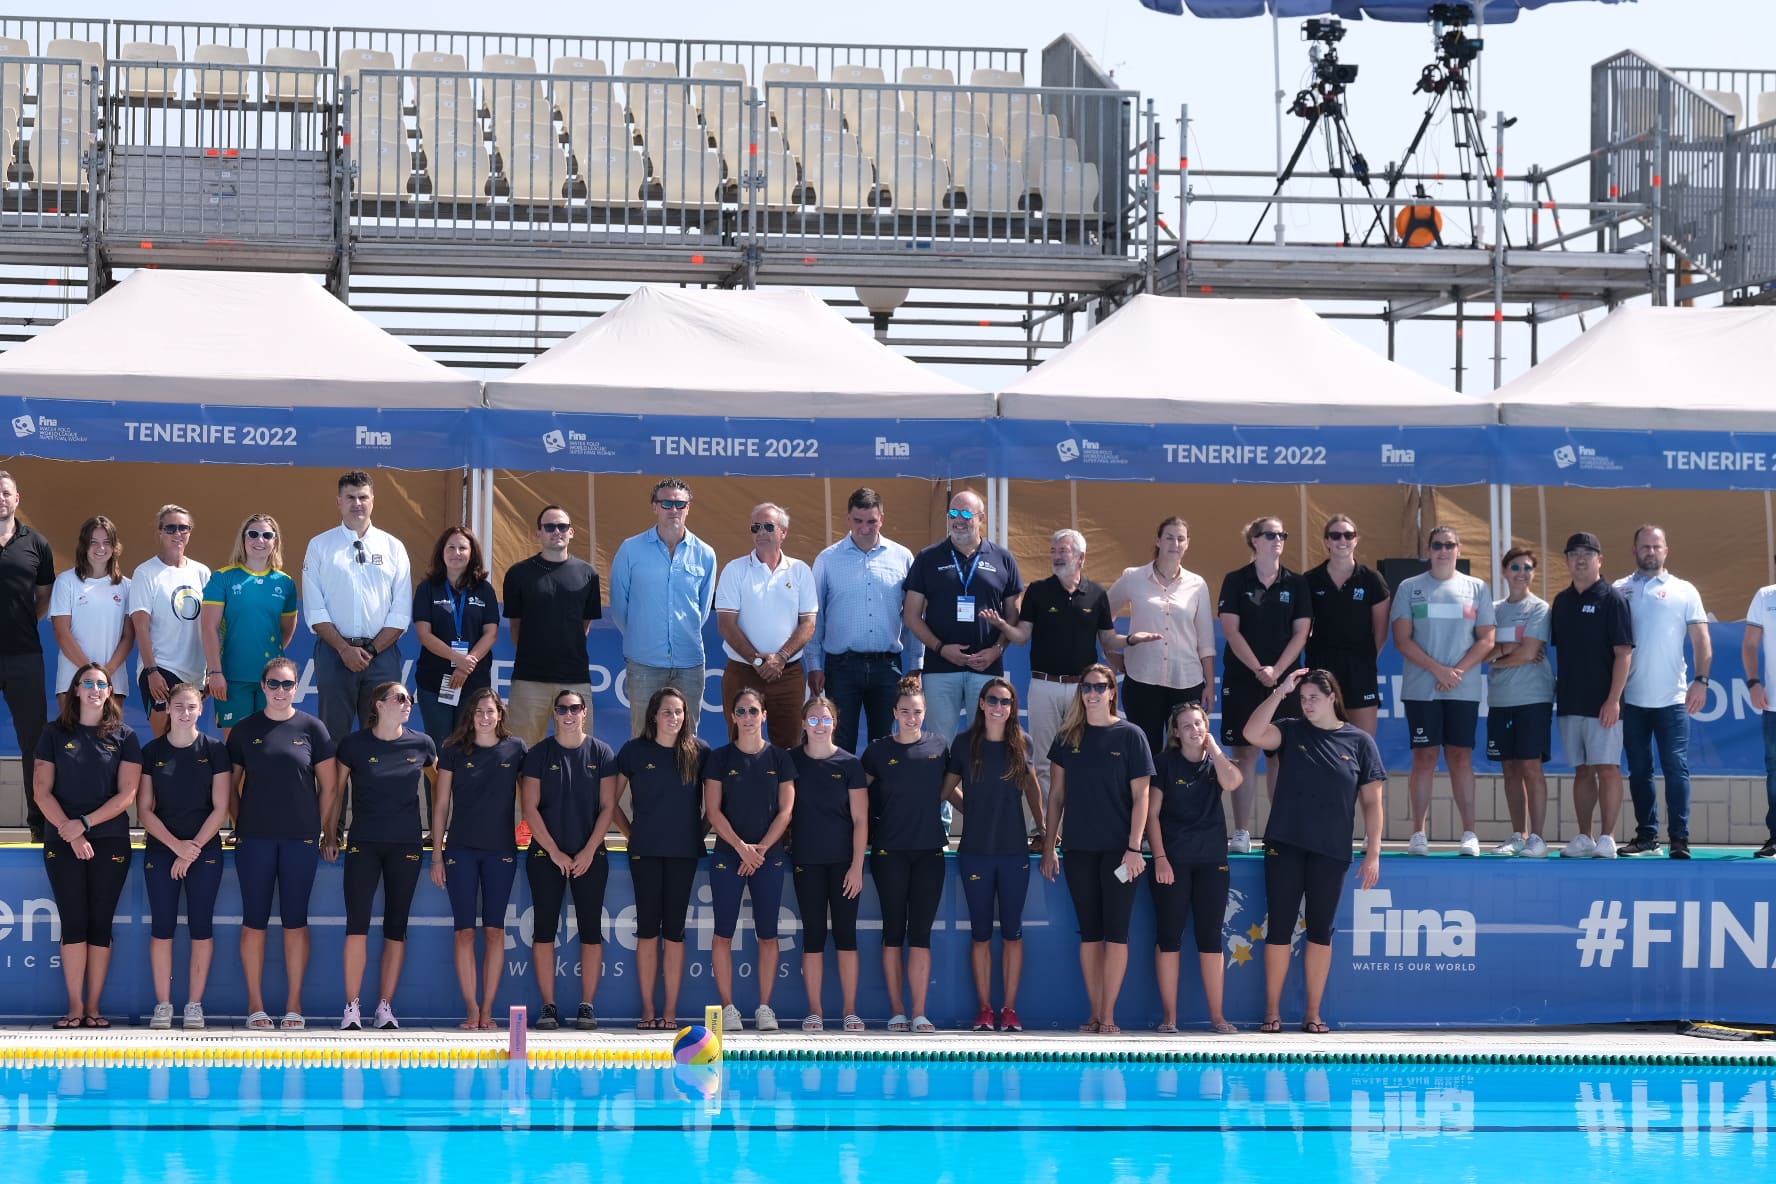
[2,1022,1772,1064]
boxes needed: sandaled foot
[1078,1019,1102,1034]
[460,1018,482,1031]
[637,1017,657,1031]
[843,1014,865,1033]
[82,1015,110,1029]
[1155,1022,1179,1034]
[887,1014,909,1032]
[245,1010,274,1031]
[478,1017,498,1031]
[1099,1022,1121,1035]
[1210,1020,1238,1035]
[803,1014,824,1032]
[280,1012,306,1031]
[1301,1019,1330,1034]
[54,1015,83,1030]
[1260,1018,1284,1034]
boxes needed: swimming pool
[4,1054,1772,1182]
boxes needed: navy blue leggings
[710,851,787,941]
[443,846,519,932]
[143,840,225,940]
[792,861,859,953]
[957,852,1032,942]
[235,836,320,931]
[871,849,945,949]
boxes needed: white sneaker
[1406,831,1429,856]
[1229,829,1252,855]
[149,1002,174,1030]
[721,1004,743,1032]
[1521,834,1550,859]
[1492,834,1524,856]
[340,999,362,1031]
[1595,834,1618,860]
[755,1004,779,1033]
[1458,831,1481,857]
[182,1002,205,1030]
[1564,834,1597,859]
[373,1000,399,1030]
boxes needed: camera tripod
[1248,47,1392,246]
[1365,42,1504,247]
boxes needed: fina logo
[542,429,567,454]
[1381,443,1416,465]
[354,425,392,448]
[874,436,910,458]
[1553,444,1578,469]
[11,415,35,439]
[1352,888,1476,959]
[1056,438,1082,463]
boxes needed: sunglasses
[540,522,572,533]
[1508,562,1536,573]
[806,715,835,727]
[947,508,977,520]
[160,523,192,534]
[79,679,110,691]
[1325,531,1358,542]
[245,529,276,541]
[352,540,367,564]
[264,679,297,691]
[983,694,1016,708]
[383,694,412,706]
[1257,530,1288,541]
[733,706,763,717]
[750,522,779,534]
[655,499,690,510]
[554,703,587,716]
[1081,681,1114,695]
[1430,541,1459,552]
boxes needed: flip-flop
[1078,1019,1102,1034]
[54,1015,82,1030]
[1260,1018,1284,1034]
[1155,1022,1180,1034]
[245,1010,274,1031]
[1099,1023,1121,1035]
[477,1018,498,1031]
[459,1018,481,1031]
[661,1018,679,1032]
[81,1015,110,1029]
[1210,1020,1239,1035]
[1301,1020,1330,1034]
[637,1018,657,1031]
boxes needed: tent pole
[586,473,598,565]
[1271,4,1285,246]
[482,470,496,572]
[1537,487,1549,600]
[1488,483,1502,596]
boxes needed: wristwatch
[1694,675,1710,685]
[752,655,766,668]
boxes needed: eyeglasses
[733,706,763,717]
[1429,541,1459,552]
[1081,681,1114,695]
[553,703,587,716]
[947,508,977,520]
[383,694,412,706]
[1257,530,1288,541]
[79,679,109,690]
[750,522,779,534]
[264,679,297,691]
[1325,531,1358,542]
[983,695,1015,707]
[352,540,367,564]
[655,499,690,510]
[1508,562,1536,573]
[245,529,276,541]
[160,523,192,534]
[540,522,572,533]
[806,715,835,727]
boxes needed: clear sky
[67,0,1776,387]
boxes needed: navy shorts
[1405,699,1479,750]
[1487,702,1552,763]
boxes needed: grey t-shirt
[1488,594,1554,708]
[1388,571,1495,703]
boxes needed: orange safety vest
[1396,203,1445,248]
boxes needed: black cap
[1563,531,1603,555]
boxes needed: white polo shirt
[1747,585,1776,697]
[715,550,817,664]
[1614,570,1706,708]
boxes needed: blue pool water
[3,1058,1771,1182]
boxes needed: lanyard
[450,585,468,639]
[951,546,982,598]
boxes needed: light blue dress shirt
[805,534,923,674]
[608,526,717,668]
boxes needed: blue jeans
[1622,702,1691,841]
[1763,710,1776,835]
[821,651,903,756]
[416,687,464,746]
[921,671,995,741]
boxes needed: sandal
[1210,1020,1239,1035]
[637,1017,658,1031]
[54,1015,82,1030]
[280,1012,306,1031]
[1078,1019,1102,1034]
[911,1016,935,1033]
[803,1014,824,1032]
[661,1018,679,1032]
[1099,1023,1121,1035]
[843,1014,865,1033]
[887,1014,910,1032]
[245,1010,274,1031]
[1301,1020,1330,1034]
[1155,1022,1179,1034]
[81,1015,110,1029]
[1260,1018,1284,1034]
[477,1018,498,1031]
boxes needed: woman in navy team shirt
[615,687,709,1031]
[789,694,868,1033]
[412,526,500,744]
[943,677,1043,1034]
[703,686,796,1033]
[431,688,526,1031]
[138,681,231,1030]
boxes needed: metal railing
[1670,66,1776,132]
[1729,118,1776,293]
[0,55,98,229]
[109,19,329,64]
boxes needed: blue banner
[0,396,475,470]
[991,421,1493,485]
[0,850,1762,1027]
[478,411,992,479]
[1493,426,1776,491]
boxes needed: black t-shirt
[35,723,142,841]
[905,539,1024,675]
[1265,719,1386,862]
[617,737,708,859]
[412,576,500,690]
[1551,580,1636,718]
[1047,718,1156,853]
[1218,563,1312,689]
[0,522,55,655]
[228,711,336,840]
[437,736,525,852]
[861,733,951,852]
[336,728,437,845]
[702,742,795,857]
[502,554,602,683]
[946,732,1033,856]
[142,733,232,850]
[1023,575,1112,677]
[790,746,867,864]
[1153,748,1227,865]
[522,735,615,853]
[1304,562,1389,664]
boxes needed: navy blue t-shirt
[1153,748,1227,865]
[1047,718,1156,853]
[521,735,616,853]
[337,728,436,845]
[1264,719,1386,862]
[702,742,795,857]
[412,576,500,692]
[946,732,1034,856]
[790,746,867,865]
[905,539,1024,675]
[228,710,335,840]
[437,736,525,852]
[618,737,708,859]
[35,723,143,842]
[141,733,232,850]
[861,733,950,852]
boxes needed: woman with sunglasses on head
[1485,548,1554,858]
[229,656,338,1031]
[201,514,298,738]
[521,688,618,1031]
[943,677,1043,1033]
[1218,516,1312,854]
[861,676,949,1033]
[329,682,436,1031]
[413,526,500,745]
[1147,701,1242,1034]
[1244,667,1384,1034]
[34,663,141,1029]
[1304,515,1391,738]
[431,689,526,1030]
[789,694,868,1033]
[614,686,709,1031]
[139,681,231,1030]
[703,686,796,1032]
[1040,664,1154,1035]
[49,516,134,713]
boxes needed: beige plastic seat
[552,57,615,113]
[27,127,85,192]
[422,135,487,203]
[483,53,536,74]
[119,42,179,102]
[901,87,968,135]
[503,141,569,205]
[578,145,648,205]
[338,48,396,83]
[0,38,26,106]
[0,36,27,56]
[654,147,725,209]
[979,91,1045,138]
[350,119,412,200]
[565,99,629,162]
[837,86,892,133]
[775,89,840,151]
[415,77,479,146]
[353,71,403,123]
[689,60,749,129]
[830,64,885,86]
[623,58,678,82]
[851,103,919,156]
[884,153,949,212]
[900,66,955,87]
[810,151,877,212]
[930,108,990,158]
[969,67,1023,88]
[764,68,821,124]
[713,123,790,179]
[1037,158,1099,217]
[194,45,250,103]
[937,132,1004,169]
[486,89,554,147]
[410,50,466,73]
[1760,92,1776,126]
[762,62,816,84]
[781,125,859,169]
[999,109,1063,157]
[952,153,1025,214]
[1013,134,1080,170]
[868,129,934,168]
[691,60,747,84]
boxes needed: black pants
[1263,841,1348,946]
[44,837,132,947]
[1120,676,1203,764]
[1063,849,1139,944]
[631,854,698,942]
[793,861,861,953]
[1151,859,1230,954]
[824,651,904,758]
[527,845,609,945]
[2,652,48,830]
[870,849,944,948]
[343,841,424,941]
